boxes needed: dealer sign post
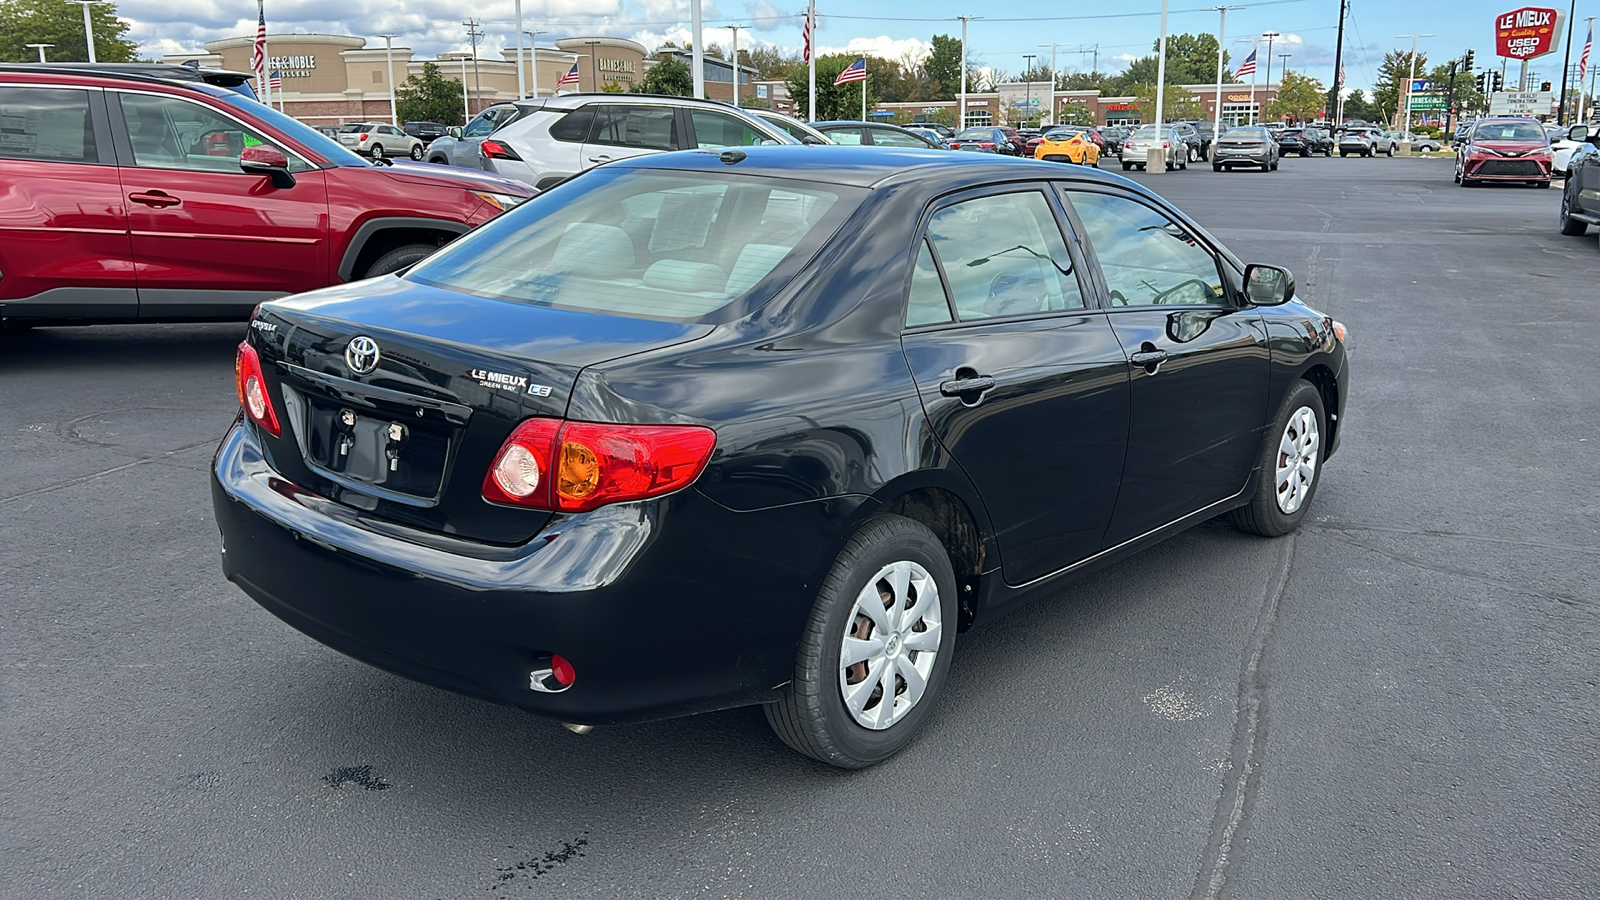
[1494,6,1564,90]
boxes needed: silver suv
[472,94,798,190]
[424,102,528,167]
[335,122,424,160]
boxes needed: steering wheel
[1153,278,1217,305]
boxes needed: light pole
[1022,53,1036,126]
[1154,0,1171,153]
[957,15,979,129]
[1039,42,1063,124]
[69,0,101,63]
[523,31,546,98]
[375,33,399,126]
[1397,33,1433,131]
[691,0,704,98]
[585,40,601,91]
[26,42,54,63]
[1586,17,1597,124]
[727,25,746,104]
[1260,31,1280,124]
[1211,6,1242,140]
[514,0,525,101]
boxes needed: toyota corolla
[212,147,1350,768]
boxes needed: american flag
[802,12,812,63]
[833,56,866,86]
[1581,22,1592,82]
[1236,49,1257,79]
[251,7,267,84]
[269,69,282,90]
[556,63,580,88]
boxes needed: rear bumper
[211,422,847,725]
[1215,151,1272,166]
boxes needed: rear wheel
[1227,381,1326,537]
[765,515,958,769]
[1122,162,1133,171]
[361,243,436,278]
[1560,188,1589,235]
[1213,164,1223,172]
[369,143,385,160]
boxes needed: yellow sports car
[1032,129,1101,165]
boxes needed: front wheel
[409,145,423,160]
[1227,381,1327,537]
[766,515,958,769]
[1213,164,1223,172]
[1122,162,1133,171]
[1560,189,1589,235]
[360,242,436,278]
[1386,145,1394,157]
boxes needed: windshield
[406,168,864,322]
[1475,121,1547,142]
[215,93,370,166]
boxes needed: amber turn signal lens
[557,441,600,499]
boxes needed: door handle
[129,191,180,208]
[939,374,996,398]
[1130,342,1168,373]
[588,154,614,163]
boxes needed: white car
[335,122,425,160]
[472,95,799,191]
[1550,127,1592,176]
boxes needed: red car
[1454,117,1554,188]
[0,64,535,328]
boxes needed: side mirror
[240,144,295,189]
[1570,124,1592,143]
[449,126,463,139]
[800,135,825,145]
[1243,263,1294,306]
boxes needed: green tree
[1056,102,1097,126]
[1429,61,1484,123]
[923,34,964,100]
[395,62,467,126]
[746,45,799,80]
[1340,89,1379,122]
[1268,70,1327,122]
[1116,33,1233,91]
[639,56,693,96]
[0,0,138,63]
[1372,49,1427,126]
[1129,82,1206,121]
[1059,70,1116,92]
[787,53,879,120]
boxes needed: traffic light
[1462,50,1475,74]
[1492,71,1504,92]
[1540,81,1552,92]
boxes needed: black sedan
[948,127,1019,154]
[212,147,1350,768]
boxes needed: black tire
[409,144,423,160]
[369,143,384,160]
[1227,381,1327,537]
[360,243,436,278]
[1270,160,1279,170]
[1213,164,1223,172]
[427,155,448,165]
[1560,188,1589,235]
[765,515,959,769]
[1122,162,1133,171]
[1385,145,1394,157]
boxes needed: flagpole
[862,53,868,120]
[257,0,271,108]
[807,0,816,121]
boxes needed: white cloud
[816,35,931,64]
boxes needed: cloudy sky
[122,0,1596,92]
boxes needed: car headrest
[552,223,634,275]
[643,259,728,295]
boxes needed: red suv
[0,65,535,328]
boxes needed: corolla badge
[345,335,381,375]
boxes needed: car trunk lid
[251,275,711,544]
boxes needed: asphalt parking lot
[3,156,1596,899]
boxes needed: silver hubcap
[1275,406,1320,515]
[838,560,942,730]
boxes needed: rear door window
[687,110,767,148]
[590,105,678,150]
[923,191,1085,320]
[0,86,100,164]
[547,107,596,143]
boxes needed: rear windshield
[337,124,373,132]
[406,168,862,321]
[1223,127,1267,139]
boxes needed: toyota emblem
[345,335,381,375]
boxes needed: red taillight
[480,139,521,160]
[359,132,369,141]
[483,418,716,513]
[979,142,995,148]
[234,340,281,437]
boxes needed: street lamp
[1396,33,1434,130]
[956,15,981,129]
[69,0,103,63]
[727,25,746,105]
[25,42,54,63]
[1260,31,1280,124]
[1210,6,1243,141]
[1023,53,1036,126]
[523,30,547,98]
[374,33,399,126]
[584,39,601,91]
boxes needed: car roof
[0,62,249,90]
[609,144,1158,193]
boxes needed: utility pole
[464,19,484,108]
[1212,7,1242,139]
[806,1,815,121]
[375,34,399,126]
[523,30,546,98]
[585,39,601,90]
[1278,52,1292,120]
[25,42,53,62]
[1586,17,1597,124]
[514,0,525,100]
[1261,31,1280,123]
[958,15,978,130]
[1023,53,1036,126]
[1329,0,1348,124]
[1556,0,1577,125]
[1396,33,1433,131]
[727,25,746,104]
[1078,44,1099,74]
